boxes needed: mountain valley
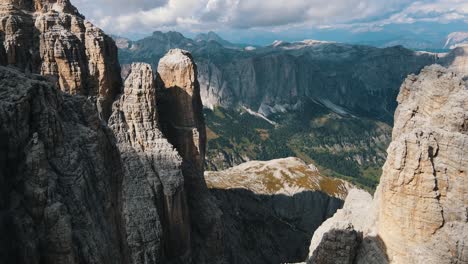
[116,31,443,189]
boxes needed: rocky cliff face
[0,0,121,119]
[0,1,227,262]
[0,66,126,264]
[376,64,467,264]
[442,45,468,75]
[156,49,225,263]
[306,64,468,264]
[108,63,191,263]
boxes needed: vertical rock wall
[307,64,468,264]
[108,63,192,263]
[0,0,121,119]
[376,65,467,264]
[0,66,127,264]
[157,49,225,263]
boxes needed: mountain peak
[444,31,468,49]
[194,31,236,47]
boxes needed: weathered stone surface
[307,189,385,264]
[0,0,121,119]
[308,223,362,264]
[306,64,468,264]
[108,63,191,263]
[442,45,468,75]
[157,48,206,178]
[0,66,126,264]
[376,64,467,264]
[156,49,225,263]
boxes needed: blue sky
[72,0,468,46]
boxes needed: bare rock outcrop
[108,63,191,263]
[157,48,206,178]
[442,45,468,75]
[0,66,126,264]
[306,64,468,264]
[205,157,353,199]
[2,1,227,263]
[208,158,346,264]
[156,49,224,263]
[0,0,121,119]
[307,190,385,264]
[376,64,467,264]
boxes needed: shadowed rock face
[306,64,468,264]
[0,66,126,264]
[157,48,206,178]
[156,49,225,263]
[0,0,121,119]
[108,63,191,263]
[212,188,343,264]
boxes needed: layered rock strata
[0,0,121,119]
[307,64,468,264]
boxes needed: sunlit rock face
[306,64,468,264]
[205,157,353,199]
[0,0,121,119]
[442,45,468,75]
[376,64,467,264]
[1,0,228,262]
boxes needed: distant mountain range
[116,31,441,120]
[115,31,460,189]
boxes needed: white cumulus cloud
[70,0,468,35]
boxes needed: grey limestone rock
[306,64,468,264]
[0,66,126,264]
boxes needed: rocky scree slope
[205,157,353,199]
[306,64,468,264]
